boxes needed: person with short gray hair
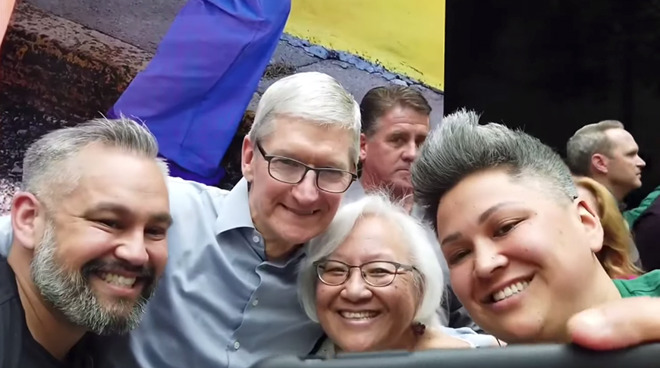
[411,108,660,346]
[299,194,475,356]
[566,120,645,203]
[0,117,172,367]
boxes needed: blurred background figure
[574,176,644,279]
[566,120,646,206]
[108,0,291,185]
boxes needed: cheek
[322,193,342,213]
[56,228,115,268]
[147,242,168,275]
[449,266,474,301]
[315,286,337,317]
[384,280,418,316]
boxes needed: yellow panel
[286,0,445,91]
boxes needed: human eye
[145,226,168,240]
[95,219,122,230]
[447,248,472,266]
[272,157,300,168]
[365,262,396,276]
[322,262,347,274]
[493,219,523,238]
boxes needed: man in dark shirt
[632,190,660,270]
[0,117,172,367]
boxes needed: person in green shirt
[412,109,660,347]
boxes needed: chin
[282,225,325,243]
[337,339,379,353]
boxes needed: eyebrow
[440,201,519,247]
[84,202,174,227]
[270,150,348,171]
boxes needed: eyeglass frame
[313,259,419,287]
[255,140,357,193]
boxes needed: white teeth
[100,272,137,288]
[492,280,530,302]
[340,311,378,320]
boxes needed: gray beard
[30,220,153,335]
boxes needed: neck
[8,245,85,361]
[263,238,301,262]
[554,267,622,343]
[359,177,414,214]
[593,176,626,202]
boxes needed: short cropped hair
[412,109,577,230]
[298,193,444,327]
[22,116,168,205]
[248,72,362,166]
[360,85,431,137]
[566,120,625,176]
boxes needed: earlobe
[241,136,255,181]
[576,199,604,253]
[11,192,44,251]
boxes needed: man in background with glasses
[93,71,362,368]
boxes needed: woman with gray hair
[298,193,473,357]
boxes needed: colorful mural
[285,0,445,91]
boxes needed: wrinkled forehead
[436,170,565,225]
[263,118,357,169]
[333,215,410,260]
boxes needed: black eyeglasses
[314,259,418,287]
[256,141,357,193]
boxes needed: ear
[359,133,368,162]
[11,192,45,251]
[241,136,255,182]
[575,199,604,253]
[591,153,609,175]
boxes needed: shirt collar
[214,178,255,234]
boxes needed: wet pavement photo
[0,95,69,214]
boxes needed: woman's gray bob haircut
[22,116,168,203]
[247,71,362,166]
[412,109,578,230]
[298,193,444,327]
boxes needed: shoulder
[166,177,229,219]
[0,258,17,307]
[614,270,660,298]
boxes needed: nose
[637,156,646,168]
[401,141,417,162]
[114,231,149,267]
[292,170,320,205]
[340,269,372,302]
[473,240,508,279]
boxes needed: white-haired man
[94,71,361,368]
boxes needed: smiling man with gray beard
[0,117,173,368]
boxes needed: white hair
[298,193,444,327]
[248,71,362,166]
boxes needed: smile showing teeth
[492,280,530,302]
[339,311,378,320]
[100,272,137,288]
